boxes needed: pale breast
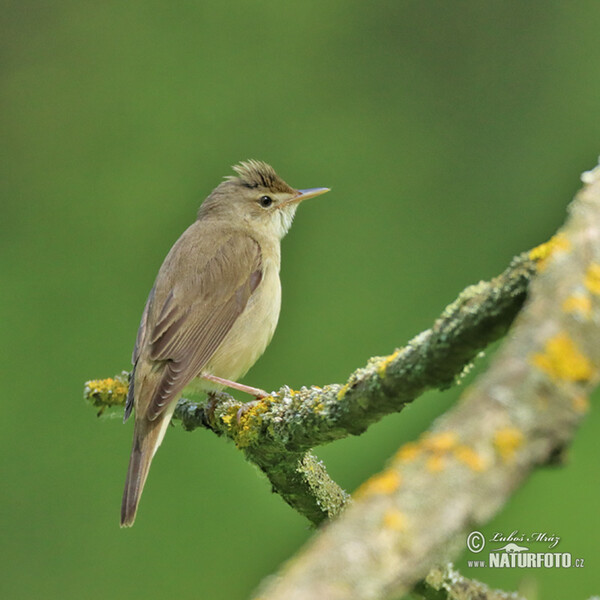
[200,256,282,384]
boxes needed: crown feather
[227,160,295,193]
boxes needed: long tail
[120,417,167,527]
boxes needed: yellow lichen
[229,399,273,448]
[88,378,126,396]
[572,394,590,413]
[382,508,406,532]
[562,293,592,318]
[395,441,422,463]
[84,377,128,407]
[337,383,350,401]
[354,469,401,498]
[585,263,600,295]
[426,454,445,472]
[422,431,458,452]
[494,427,523,463]
[531,333,594,382]
[221,411,234,427]
[454,444,486,472]
[529,233,571,271]
[377,349,401,377]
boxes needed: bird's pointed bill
[295,187,330,202]
[280,187,330,208]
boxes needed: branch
[86,244,543,524]
[85,161,600,598]
[251,163,600,599]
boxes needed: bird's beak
[283,187,330,207]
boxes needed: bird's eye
[258,195,273,208]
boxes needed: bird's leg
[200,374,270,425]
[200,373,269,399]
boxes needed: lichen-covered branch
[86,230,557,526]
[252,164,600,599]
[85,161,600,598]
[173,394,351,525]
[85,244,541,524]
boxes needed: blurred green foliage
[1,2,599,598]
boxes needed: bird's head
[198,160,329,239]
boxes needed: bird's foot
[200,373,270,425]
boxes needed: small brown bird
[121,160,329,527]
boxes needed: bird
[120,160,330,527]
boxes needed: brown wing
[132,225,262,422]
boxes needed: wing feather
[131,227,263,421]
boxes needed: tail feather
[120,420,163,528]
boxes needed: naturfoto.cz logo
[466,530,585,569]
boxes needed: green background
[1,2,598,598]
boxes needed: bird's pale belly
[187,262,281,395]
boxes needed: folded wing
[128,226,263,421]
